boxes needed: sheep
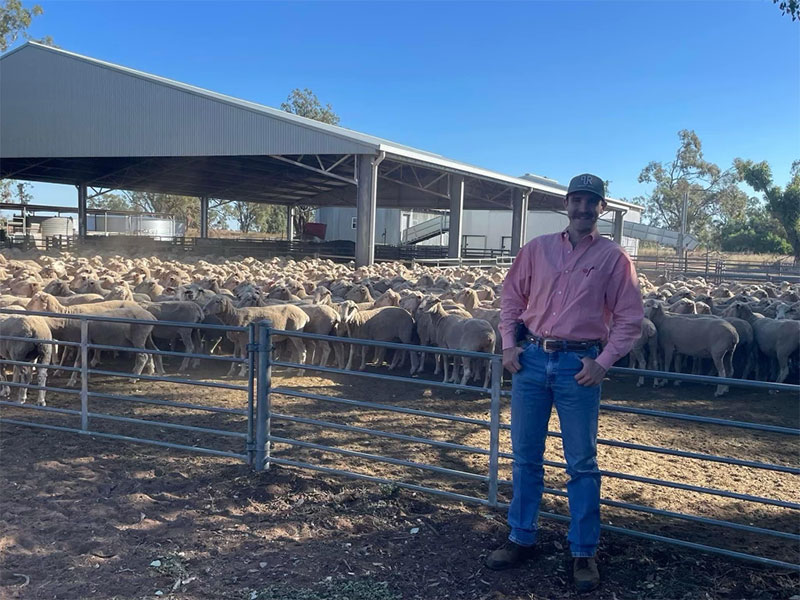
[297,304,341,367]
[423,298,496,387]
[344,285,374,304]
[140,300,205,372]
[25,292,163,381]
[0,295,30,308]
[135,279,165,300]
[43,279,75,296]
[645,302,738,397]
[722,302,800,386]
[0,314,53,406]
[336,301,419,373]
[454,288,502,353]
[629,317,659,387]
[202,296,309,376]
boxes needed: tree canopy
[280,88,341,126]
[0,0,54,51]
[773,0,800,20]
[636,130,747,240]
[735,159,800,259]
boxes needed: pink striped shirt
[499,229,644,371]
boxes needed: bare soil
[1,357,798,600]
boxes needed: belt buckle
[542,339,559,353]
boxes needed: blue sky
[12,0,800,209]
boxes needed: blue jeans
[507,342,602,558]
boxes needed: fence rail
[0,310,797,571]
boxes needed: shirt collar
[561,228,598,243]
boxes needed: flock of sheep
[0,250,798,407]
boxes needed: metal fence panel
[1,311,797,571]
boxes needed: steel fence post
[246,322,256,466]
[487,356,502,506]
[80,318,89,431]
[254,321,272,472]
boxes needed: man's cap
[567,173,606,201]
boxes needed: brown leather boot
[484,540,537,571]
[573,556,600,593]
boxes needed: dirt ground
[1,356,798,600]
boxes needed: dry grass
[635,245,794,264]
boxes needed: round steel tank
[40,216,74,237]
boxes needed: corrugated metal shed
[0,42,638,214]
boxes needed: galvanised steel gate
[1,310,798,572]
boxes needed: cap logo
[581,175,593,185]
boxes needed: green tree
[718,202,792,254]
[280,88,340,126]
[0,0,54,51]
[0,178,32,203]
[87,192,129,212]
[219,200,284,234]
[773,0,800,20]
[636,129,746,238]
[280,87,341,238]
[735,159,800,260]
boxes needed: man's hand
[575,357,606,386]
[503,347,523,374]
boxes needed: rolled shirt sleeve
[595,252,644,371]
[500,244,533,350]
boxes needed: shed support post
[613,209,625,245]
[77,184,88,238]
[199,196,209,238]
[510,188,529,255]
[448,175,464,258]
[286,206,295,241]
[356,154,381,267]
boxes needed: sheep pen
[0,248,798,599]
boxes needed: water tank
[41,217,74,237]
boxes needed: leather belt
[526,334,602,353]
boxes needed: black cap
[567,173,605,201]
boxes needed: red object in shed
[303,222,327,239]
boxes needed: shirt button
[558,291,562,295]
[565,270,569,273]
[552,312,556,316]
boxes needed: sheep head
[202,295,231,318]
[26,292,58,313]
[338,300,359,325]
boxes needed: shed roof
[0,43,636,212]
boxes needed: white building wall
[316,206,642,254]
[316,207,402,245]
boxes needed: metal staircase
[596,219,700,250]
[401,214,449,245]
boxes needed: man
[486,173,643,593]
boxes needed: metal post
[254,321,272,471]
[80,319,89,431]
[77,184,88,238]
[613,210,625,245]
[487,356,502,506]
[678,191,688,261]
[199,196,209,238]
[286,205,295,241]
[356,153,382,267]
[510,188,528,255]
[448,175,464,259]
[246,323,256,465]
